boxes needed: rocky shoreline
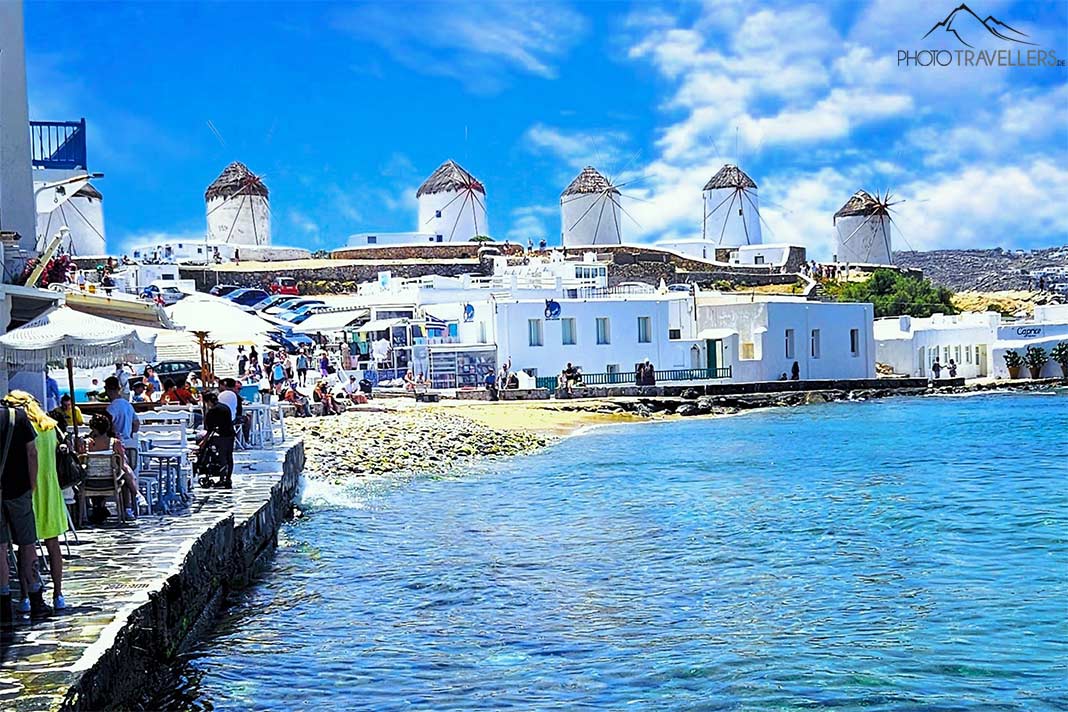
[287,410,548,483]
[289,381,1064,483]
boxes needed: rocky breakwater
[288,410,548,482]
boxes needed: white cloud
[506,205,556,242]
[332,1,587,92]
[523,124,630,171]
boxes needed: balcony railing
[535,367,731,390]
[30,119,87,170]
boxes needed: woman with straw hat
[2,391,67,611]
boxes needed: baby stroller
[195,431,228,489]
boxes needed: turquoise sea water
[165,393,1067,711]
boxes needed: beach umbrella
[0,305,156,438]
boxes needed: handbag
[56,435,87,489]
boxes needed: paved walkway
[0,442,299,711]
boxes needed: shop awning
[357,318,406,333]
[696,328,737,340]
[291,309,370,334]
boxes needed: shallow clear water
[165,394,1068,711]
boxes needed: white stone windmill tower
[833,190,895,265]
[205,162,271,245]
[702,164,762,247]
[416,159,487,242]
[560,166,625,247]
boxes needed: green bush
[1051,341,1068,367]
[1003,350,1023,368]
[830,269,955,318]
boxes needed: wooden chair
[77,452,127,525]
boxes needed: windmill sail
[833,190,895,265]
[417,160,487,242]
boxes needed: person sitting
[561,362,580,394]
[506,372,519,389]
[131,381,149,403]
[358,377,374,400]
[403,370,416,392]
[81,413,139,521]
[60,394,84,428]
[344,375,359,400]
[313,381,340,416]
[282,383,311,417]
[160,379,193,405]
[778,372,789,381]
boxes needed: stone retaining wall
[58,442,305,712]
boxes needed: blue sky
[24,0,1068,258]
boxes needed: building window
[943,346,950,363]
[669,328,681,340]
[606,364,619,374]
[561,318,577,345]
[596,317,611,345]
[367,236,377,244]
[954,345,961,363]
[435,210,442,218]
[965,345,972,364]
[741,342,756,360]
[811,329,821,358]
[850,328,860,356]
[754,255,765,265]
[528,319,543,347]
[785,329,795,359]
[637,317,652,343]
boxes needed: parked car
[153,360,201,386]
[209,284,241,297]
[226,288,271,307]
[273,299,325,321]
[269,277,300,296]
[139,284,186,306]
[251,294,298,312]
[268,330,316,353]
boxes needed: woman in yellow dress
[3,391,67,610]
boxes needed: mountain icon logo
[922,4,1037,48]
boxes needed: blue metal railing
[535,367,731,390]
[30,119,87,170]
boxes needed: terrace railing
[535,367,731,390]
[30,119,87,170]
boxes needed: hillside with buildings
[894,246,1068,293]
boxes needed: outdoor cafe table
[139,447,192,512]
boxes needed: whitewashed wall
[36,190,106,256]
[348,232,442,247]
[561,193,622,247]
[418,189,487,242]
[0,2,37,252]
[703,187,761,246]
[207,194,271,245]
[834,214,892,265]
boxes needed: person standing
[112,362,130,397]
[201,391,236,489]
[948,359,958,378]
[932,357,942,379]
[296,351,309,387]
[0,403,49,620]
[105,377,140,489]
[3,392,67,611]
[45,371,61,412]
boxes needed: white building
[0,1,37,253]
[416,160,487,242]
[561,166,622,247]
[696,294,875,382]
[703,164,762,247]
[128,240,309,264]
[205,161,270,246]
[348,232,446,248]
[874,305,1068,379]
[834,191,892,266]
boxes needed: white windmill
[416,160,487,242]
[833,190,898,265]
[560,166,625,247]
[702,164,762,247]
[205,162,271,246]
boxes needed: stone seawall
[58,441,305,711]
[0,441,305,712]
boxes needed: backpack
[56,434,87,489]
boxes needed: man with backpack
[1,403,49,624]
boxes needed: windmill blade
[250,193,261,245]
[703,190,738,223]
[717,190,739,246]
[567,192,607,232]
[424,190,467,226]
[738,192,753,245]
[613,173,652,190]
[590,194,609,245]
[468,189,481,237]
[608,149,643,186]
[448,191,473,242]
[608,193,642,230]
[739,189,778,243]
[67,199,105,244]
[611,195,623,244]
[223,193,249,244]
[206,173,269,218]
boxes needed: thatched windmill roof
[703,164,757,191]
[205,162,268,201]
[561,166,620,198]
[416,160,485,197]
[834,191,888,222]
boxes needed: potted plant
[1003,350,1023,379]
[1023,345,1049,379]
[1052,341,1068,379]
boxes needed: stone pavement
[0,440,302,711]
